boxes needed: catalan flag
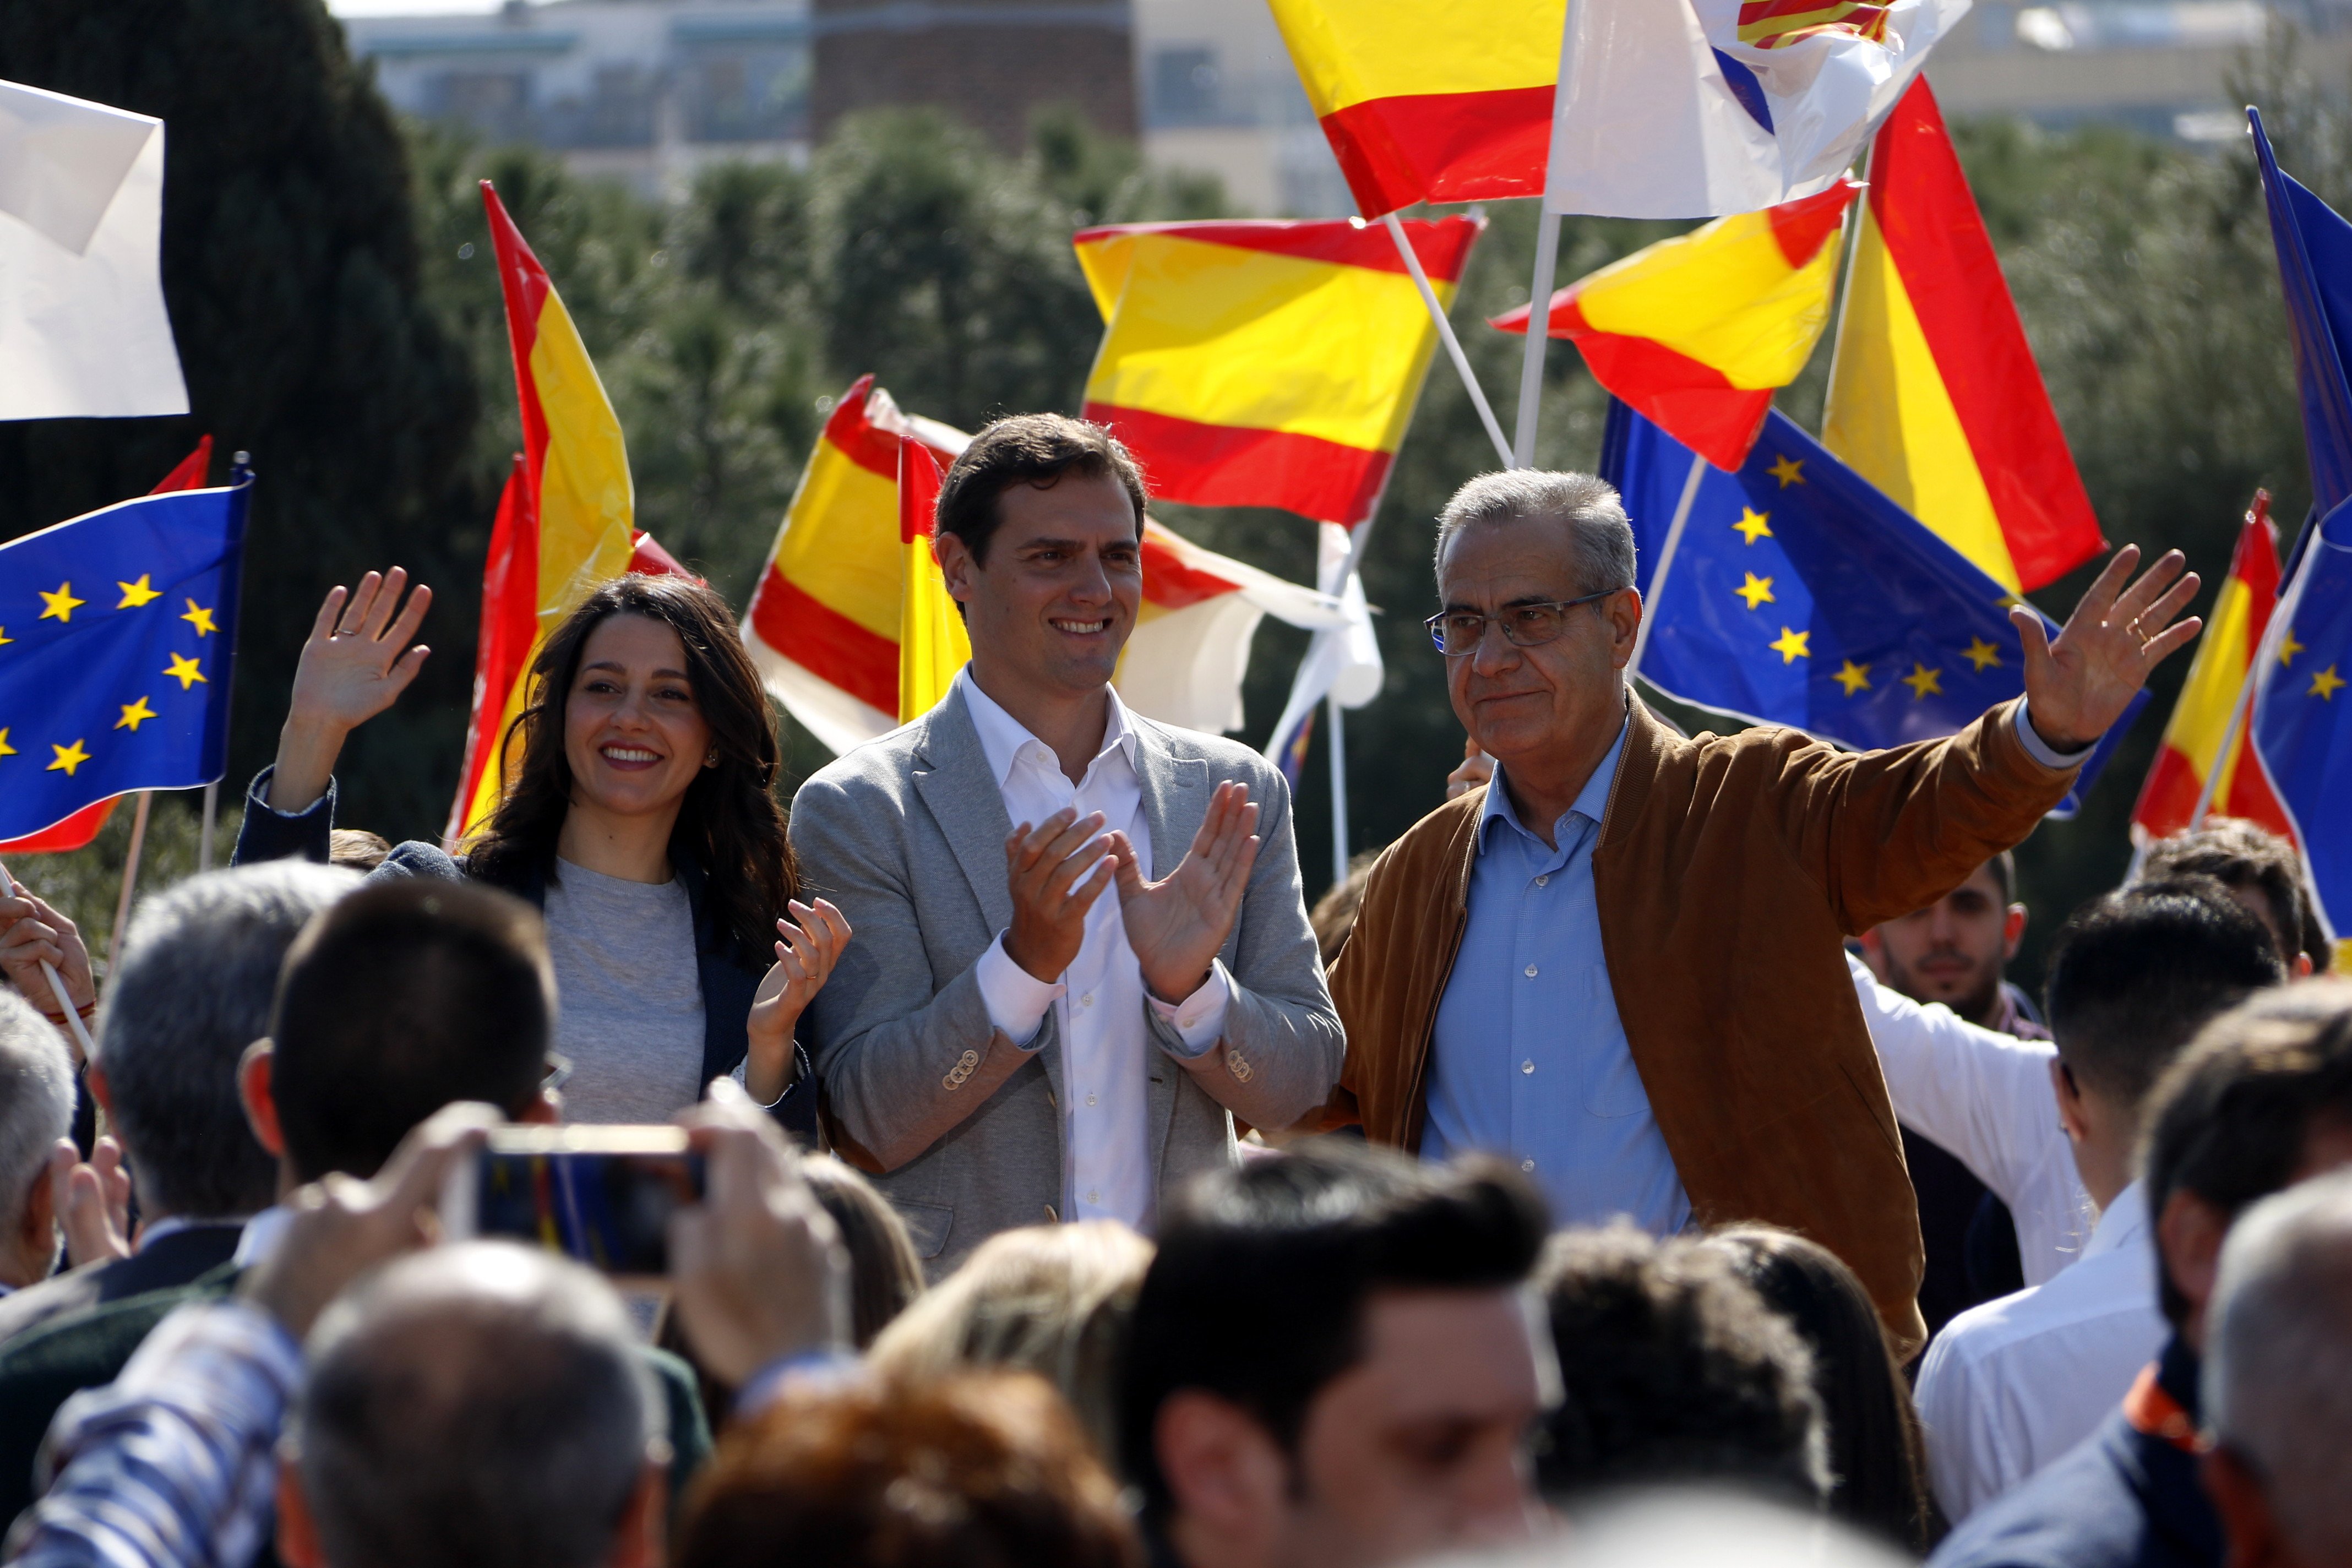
[1074,217,1482,529]
[1822,81,2103,596]
[1266,0,1562,217]
[445,182,639,843]
[1490,182,1856,470]
[0,476,248,841]
[896,437,968,723]
[743,378,1350,755]
[2130,499,2293,845]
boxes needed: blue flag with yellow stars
[2253,498,2352,962]
[0,476,249,840]
[1599,399,2140,818]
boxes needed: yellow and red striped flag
[1822,80,2104,595]
[896,435,969,723]
[1490,182,1856,470]
[1074,217,1482,529]
[445,183,640,843]
[742,378,1351,754]
[2130,497,2294,845]
[1267,0,1564,217]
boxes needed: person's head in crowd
[1858,853,2026,1028]
[246,880,558,1189]
[1536,1224,1827,1511]
[2139,818,2329,977]
[870,1220,1151,1459]
[933,413,1150,702]
[2200,1170,2352,1568]
[1705,1226,1932,1553]
[1121,1142,1551,1568]
[464,572,796,965]
[2043,876,2284,1211]
[1309,852,1381,970]
[97,863,358,1227]
[1429,470,1641,784]
[327,829,393,873]
[2142,980,2352,1348]
[0,991,73,1291]
[674,1370,1140,1568]
[277,1240,666,1568]
[1473,1489,1912,1568]
[799,1155,923,1349]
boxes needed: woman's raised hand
[745,897,852,1106]
[268,569,433,812]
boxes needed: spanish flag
[1489,182,1856,470]
[1822,80,2104,596]
[2130,498,2294,845]
[1075,217,1482,529]
[1267,0,1564,217]
[742,379,1352,754]
[445,183,639,843]
[896,437,970,723]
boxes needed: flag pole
[1625,450,1711,679]
[0,859,97,1061]
[1513,214,1561,467]
[199,780,219,871]
[1818,145,1874,434]
[107,791,153,965]
[1382,213,1514,470]
[1326,689,1349,888]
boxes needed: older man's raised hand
[2015,544,2203,755]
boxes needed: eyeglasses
[1424,588,1623,656]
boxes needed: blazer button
[1228,1050,1254,1084]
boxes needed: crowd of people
[0,411,2343,1568]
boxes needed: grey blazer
[790,687,1344,1275]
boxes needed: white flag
[0,79,188,420]
[1544,0,1967,220]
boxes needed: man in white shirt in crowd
[1914,878,2282,1523]
[0,992,74,1298]
[791,415,1342,1276]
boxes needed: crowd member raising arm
[235,569,848,1125]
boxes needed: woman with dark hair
[1706,1224,1941,1555]
[235,567,848,1126]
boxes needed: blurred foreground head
[2203,1170,2352,1568]
[1121,1142,1551,1568]
[1448,1488,1908,1568]
[0,990,73,1289]
[280,1241,663,1568]
[674,1370,1138,1568]
[260,880,555,1183]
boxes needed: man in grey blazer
[790,413,1344,1275]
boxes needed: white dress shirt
[1846,953,2097,1286]
[1913,1180,2166,1524]
[960,670,1229,1231]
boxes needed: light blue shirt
[1422,715,1692,1234]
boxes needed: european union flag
[1599,400,2138,815]
[2251,107,2352,522]
[2252,499,2352,955]
[0,477,249,840]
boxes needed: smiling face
[938,469,1144,701]
[1437,515,1640,775]
[560,613,712,820]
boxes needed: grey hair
[293,1242,661,1568]
[2205,1170,2352,1563]
[1434,470,1638,595]
[0,989,75,1233]
[99,862,358,1221]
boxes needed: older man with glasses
[1308,470,2202,1358]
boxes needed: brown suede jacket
[1316,694,2080,1358]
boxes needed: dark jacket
[1928,1336,2220,1568]
[0,1260,713,1535]
[232,767,816,1139]
[0,1222,242,1353]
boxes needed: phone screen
[464,1144,705,1276]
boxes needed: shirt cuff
[974,932,1059,1047]
[2012,700,2096,772]
[1148,960,1232,1058]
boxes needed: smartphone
[440,1125,705,1282]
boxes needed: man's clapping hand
[1110,779,1259,1004]
[1001,808,1115,985]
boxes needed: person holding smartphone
[235,569,847,1129]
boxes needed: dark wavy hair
[464,575,795,961]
